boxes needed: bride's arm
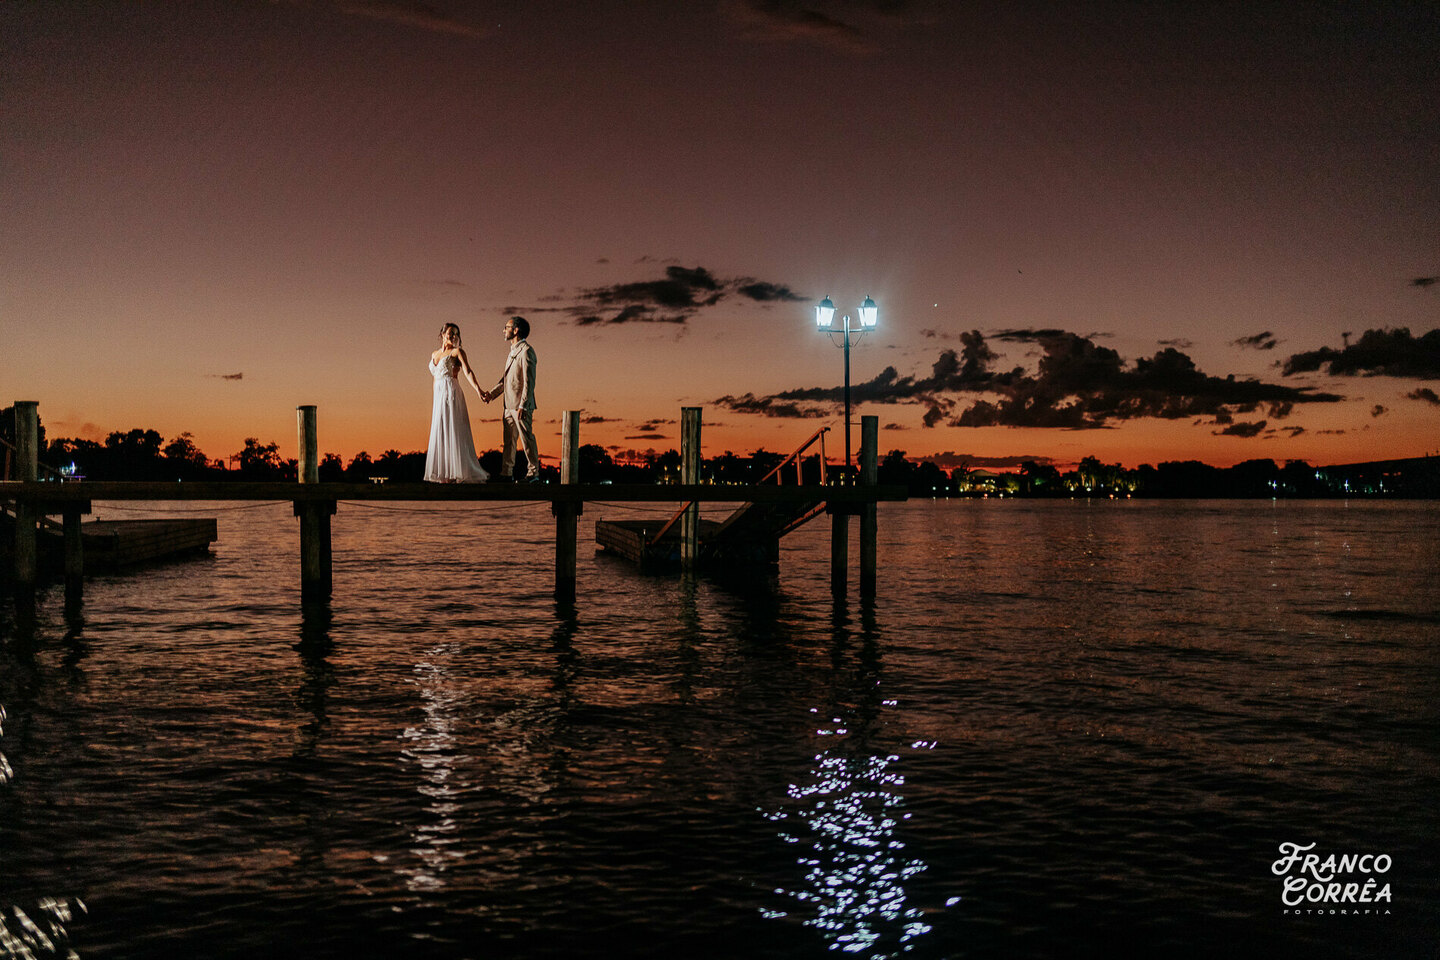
[457,349,486,397]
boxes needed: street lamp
[814,294,878,476]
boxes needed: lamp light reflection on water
[0,898,88,959]
[761,714,938,957]
[395,649,470,893]
[0,703,11,785]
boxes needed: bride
[424,323,489,482]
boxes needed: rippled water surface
[2,499,1438,958]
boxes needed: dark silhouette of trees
[319,453,345,482]
[237,437,289,480]
[1019,460,1062,495]
[344,451,375,482]
[1152,461,1221,497]
[878,450,915,489]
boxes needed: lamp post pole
[816,295,876,477]
[842,311,852,470]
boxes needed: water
[1,499,1437,959]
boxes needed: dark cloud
[1406,387,1440,406]
[720,0,923,53]
[582,415,617,424]
[208,372,244,380]
[991,328,1080,343]
[549,264,805,326]
[717,329,1343,432]
[1232,331,1279,350]
[1281,426,1306,437]
[713,392,832,419]
[1215,421,1268,438]
[625,434,668,441]
[1282,327,1440,379]
[735,281,805,302]
[1371,404,1388,418]
[721,0,870,51]
[329,1,492,38]
[1411,277,1437,288]
[1158,338,1194,350]
[575,305,688,327]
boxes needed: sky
[4,0,1438,471]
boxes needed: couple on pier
[424,317,539,483]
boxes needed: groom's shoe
[519,474,543,484]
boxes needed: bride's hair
[439,323,461,347]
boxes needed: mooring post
[831,507,849,598]
[12,401,40,594]
[681,407,701,568]
[294,405,333,600]
[63,505,85,600]
[297,405,319,483]
[860,416,878,600]
[553,410,582,601]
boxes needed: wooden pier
[3,403,904,605]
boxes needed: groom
[481,316,540,482]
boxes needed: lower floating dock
[77,518,217,570]
[1,511,217,575]
[596,518,722,570]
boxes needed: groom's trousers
[502,408,540,478]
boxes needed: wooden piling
[12,401,39,592]
[297,405,319,483]
[63,506,85,599]
[860,416,878,600]
[554,411,582,600]
[295,502,333,600]
[295,405,332,600]
[831,509,849,598]
[680,407,701,568]
[16,401,39,483]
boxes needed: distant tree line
[3,407,1431,496]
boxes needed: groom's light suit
[497,338,539,478]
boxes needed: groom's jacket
[500,339,538,415]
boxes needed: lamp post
[815,294,877,475]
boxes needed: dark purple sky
[5,1,1437,467]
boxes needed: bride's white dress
[424,355,489,482]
